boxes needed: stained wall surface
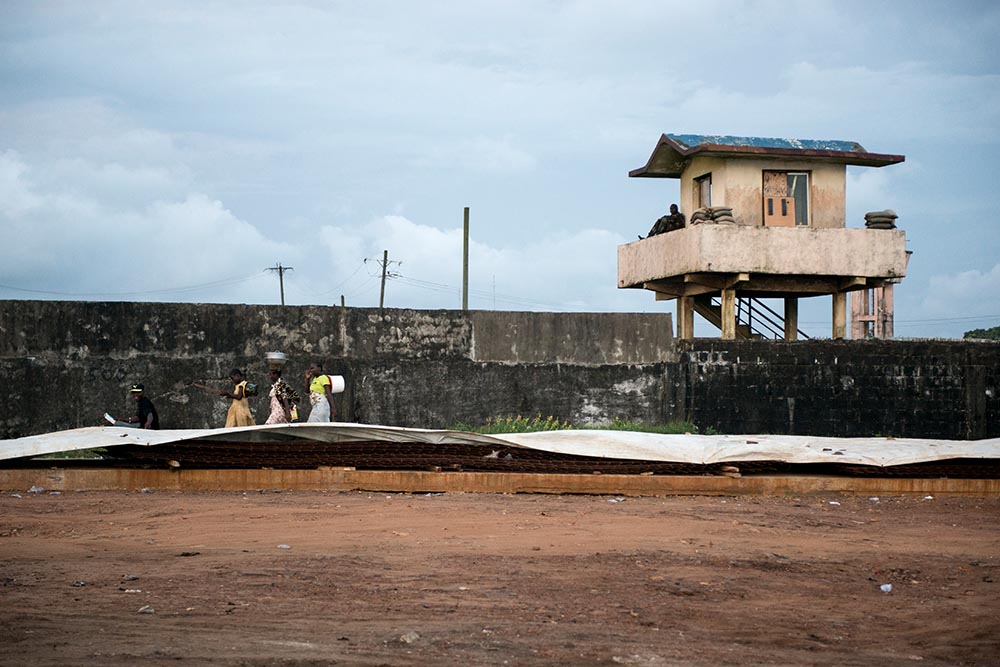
[680,339,998,440]
[0,301,675,437]
[679,156,846,228]
[1,301,996,440]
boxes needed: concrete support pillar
[881,283,895,338]
[832,292,847,339]
[783,297,798,341]
[849,290,866,339]
[721,289,736,340]
[677,297,695,340]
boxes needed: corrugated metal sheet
[667,134,865,153]
[1,424,997,468]
[629,132,905,178]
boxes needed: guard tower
[618,133,908,340]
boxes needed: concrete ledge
[2,468,997,496]
[618,225,908,288]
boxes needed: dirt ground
[1,489,998,666]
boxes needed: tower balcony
[618,225,908,299]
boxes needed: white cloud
[0,142,651,313]
[845,167,898,226]
[0,150,42,216]
[1,1,998,336]
[307,213,651,312]
[917,264,1000,319]
[419,135,537,172]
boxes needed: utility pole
[265,263,293,305]
[379,249,388,309]
[462,207,469,311]
[365,251,400,309]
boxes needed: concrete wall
[618,226,908,288]
[0,301,674,437]
[469,311,674,364]
[1,301,996,440]
[680,156,846,228]
[680,156,727,215]
[680,339,999,440]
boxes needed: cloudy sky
[1,1,998,338]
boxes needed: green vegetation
[451,414,572,434]
[592,417,701,434]
[36,448,108,459]
[450,414,705,435]
[963,325,1000,341]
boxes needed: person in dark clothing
[641,203,686,239]
[126,383,160,429]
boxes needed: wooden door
[764,195,796,227]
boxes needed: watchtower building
[618,133,908,340]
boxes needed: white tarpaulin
[1,423,998,468]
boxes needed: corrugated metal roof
[667,133,865,153]
[630,132,905,178]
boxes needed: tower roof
[630,133,905,178]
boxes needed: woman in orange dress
[221,368,255,427]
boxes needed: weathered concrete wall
[469,311,674,364]
[722,159,846,229]
[679,339,999,440]
[353,360,680,428]
[680,156,727,216]
[0,301,674,437]
[618,226,907,288]
[679,156,846,228]
[1,301,996,440]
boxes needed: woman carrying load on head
[305,361,336,422]
[221,368,255,427]
[264,367,299,424]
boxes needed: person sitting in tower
[640,203,686,239]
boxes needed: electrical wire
[343,275,379,300]
[296,262,371,299]
[0,272,267,298]
[389,274,567,310]
[798,313,1000,326]
[894,314,1000,324]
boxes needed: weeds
[451,415,707,435]
[598,417,700,434]
[36,448,108,459]
[452,414,572,434]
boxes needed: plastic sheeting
[1,423,999,468]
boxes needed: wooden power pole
[379,250,388,309]
[463,207,469,311]
[265,263,293,305]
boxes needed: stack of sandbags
[865,209,897,229]
[690,207,736,225]
[690,207,712,225]
[711,207,735,224]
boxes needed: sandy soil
[1,489,998,666]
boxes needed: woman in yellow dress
[220,368,255,427]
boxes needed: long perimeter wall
[1,301,997,439]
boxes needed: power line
[314,263,369,297]
[389,273,567,310]
[0,272,267,299]
[895,314,1000,324]
[344,275,379,300]
[799,313,1000,326]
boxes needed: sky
[1,0,998,339]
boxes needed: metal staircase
[693,295,810,340]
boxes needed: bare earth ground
[1,489,998,666]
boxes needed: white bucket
[327,375,346,394]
